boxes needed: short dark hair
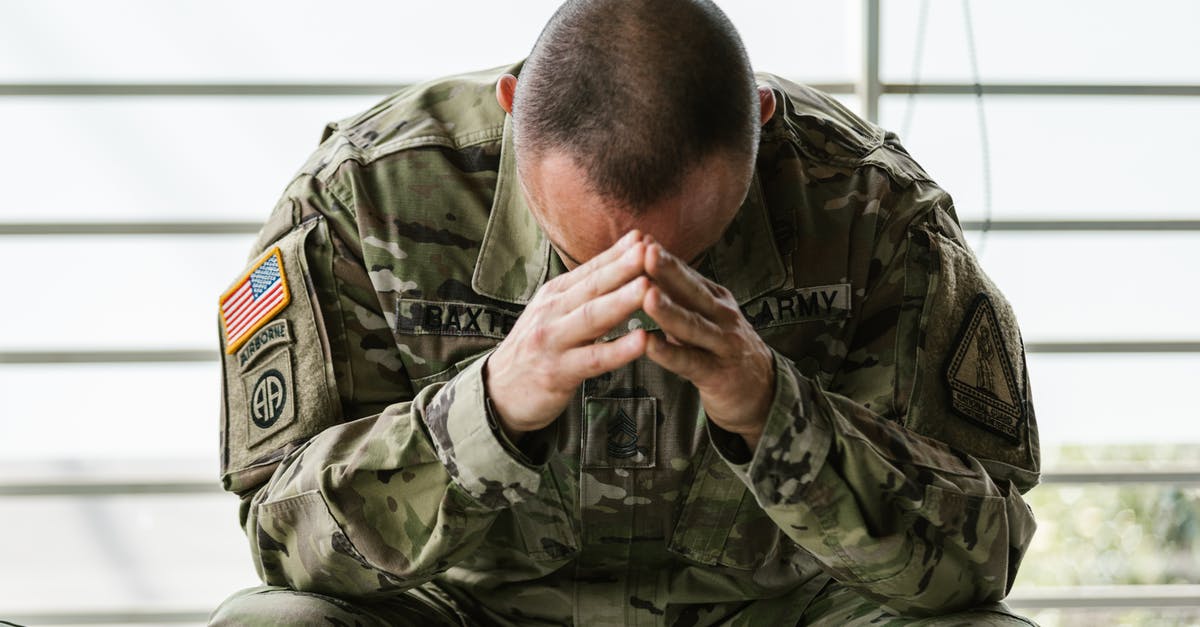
[513,0,759,211]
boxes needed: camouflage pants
[790,581,1037,626]
[209,582,469,627]
[209,580,1037,626]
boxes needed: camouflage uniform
[212,62,1040,626]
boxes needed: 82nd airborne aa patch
[945,294,1025,441]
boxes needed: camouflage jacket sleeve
[711,188,1038,616]
[219,173,546,597]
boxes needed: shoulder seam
[366,126,505,158]
[313,125,506,186]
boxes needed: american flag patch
[220,248,291,354]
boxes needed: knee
[209,585,377,627]
[800,580,1038,627]
[912,602,1038,626]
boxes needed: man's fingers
[643,286,725,353]
[645,332,713,381]
[549,229,641,289]
[554,240,646,313]
[554,276,649,346]
[561,329,648,379]
[644,242,722,318]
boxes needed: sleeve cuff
[711,349,834,507]
[419,355,543,510]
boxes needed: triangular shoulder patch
[945,294,1025,441]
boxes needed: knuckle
[542,291,567,314]
[531,289,558,311]
[715,302,741,324]
[584,271,603,296]
[528,324,550,348]
[680,307,701,329]
[585,347,606,373]
[543,274,567,293]
[531,367,558,393]
[580,300,598,328]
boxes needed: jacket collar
[472,116,786,305]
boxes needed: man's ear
[758,85,777,125]
[758,86,776,125]
[496,74,518,114]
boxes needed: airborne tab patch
[236,319,291,370]
[220,248,291,354]
[945,294,1025,441]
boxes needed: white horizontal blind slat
[881,0,1200,83]
[0,1,854,83]
[1,354,1196,466]
[2,232,1196,349]
[877,96,1200,221]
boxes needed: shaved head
[512,0,760,212]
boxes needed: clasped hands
[485,230,775,452]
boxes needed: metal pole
[6,82,1200,98]
[859,0,882,122]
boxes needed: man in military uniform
[211,1,1040,624]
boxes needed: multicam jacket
[218,62,1040,626]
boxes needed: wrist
[485,393,527,444]
[482,353,531,445]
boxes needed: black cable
[900,0,931,140]
[962,0,994,256]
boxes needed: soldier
[210,0,1040,625]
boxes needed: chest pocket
[667,443,796,573]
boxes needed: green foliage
[1016,444,1200,587]
[1024,608,1200,627]
[1012,444,1200,627]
